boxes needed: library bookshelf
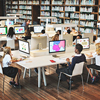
[5,0,100,35]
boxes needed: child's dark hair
[75,44,83,53]
[41,29,45,34]
[57,30,61,34]
[77,35,82,39]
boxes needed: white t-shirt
[7,35,16,41]
[40,33,49,47]
[92,52,100,66]
[95,37,100,44]
[3,54,11,68]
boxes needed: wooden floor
[0,63,100,100]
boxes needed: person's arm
[85,52,93,58]
[11,58,22,63]
[66,57,76,71]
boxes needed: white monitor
[34,26,44,33]
[49,40,66,57]
[0,27,7,35]
[31,36,47,50]
[18,39,30,57]
[55,27,62,31]
[14,26,25,34]
[5,21,14,26]
[76,37,90,49]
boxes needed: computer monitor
[0,27,7,35]
[5,21,14,26]
[55,27,62,31]
[31,36,47,50]
[34,26,44,33]
[76,37,90,49]
[49,40,66,57]
[18,39,30,57]
[14,27,25,34]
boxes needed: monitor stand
[52,55,60,58]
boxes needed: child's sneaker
[9,81,15,86]
[14,83,21,89]
[91,76,96,84]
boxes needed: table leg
[42,67,47,86]
[23,68,26,79]
[29,69,31,77]
[38,67,41,88]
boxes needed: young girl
[2,47,22,88]
[86,43,100,83]
[52,34,59,41]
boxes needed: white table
[0,44,95,88]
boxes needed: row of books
[52,0,63,5]
[41,6,50,10]
[12,6,18,9]
[16,19,32,24]
[80,14,94,20]
[65,19,79,24]
[41,0,50,4]
[65,0,79,5]
[65,6,76,11]
[80,28,96,34]
[52,6,63,11]
[81,0,95,5]
[18,10,32,14]
[80,21,94,27]
[80,7,92,12]
[19,6,32,9]
[41,11,50,16]
[52,12,64,17]
[70,13,79,18]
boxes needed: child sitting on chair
[1,47,22,88]
[86,43,100,83]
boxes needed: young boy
[56,44,86,85]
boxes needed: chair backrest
[82,33,93,43]
[63,34,73,46]
[0,63,3,74]
[27,39,31,44]
[72,62,84,77]
[7,40,15,49]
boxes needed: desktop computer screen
[49,40,66,53]
[0,27,7,35]
[55,27,62,31]
[76,38,90,49]
[34,26,44,33]
[5,21,14,26]
[14,27,25,34]
[18,39,30,55]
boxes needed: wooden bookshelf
[5,0,100,35]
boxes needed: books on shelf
[65,19,79,24]
[65,0,79,5]
[80,21,94,27]
[41,0,50,4]
[81,0,95,5]
[80,7,92,12]
[41,11,50,16]
[41,6,50,10]
[80,14,94,20]
[65,6,75,11]
[52,12,64,17]
[52,0,63,5]
[52,6,63,11]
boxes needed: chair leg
[87,69,90,83]
[69,77,72,93]
[3,75,5,94]
[81,74,84,91]
[57,72,62,89]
